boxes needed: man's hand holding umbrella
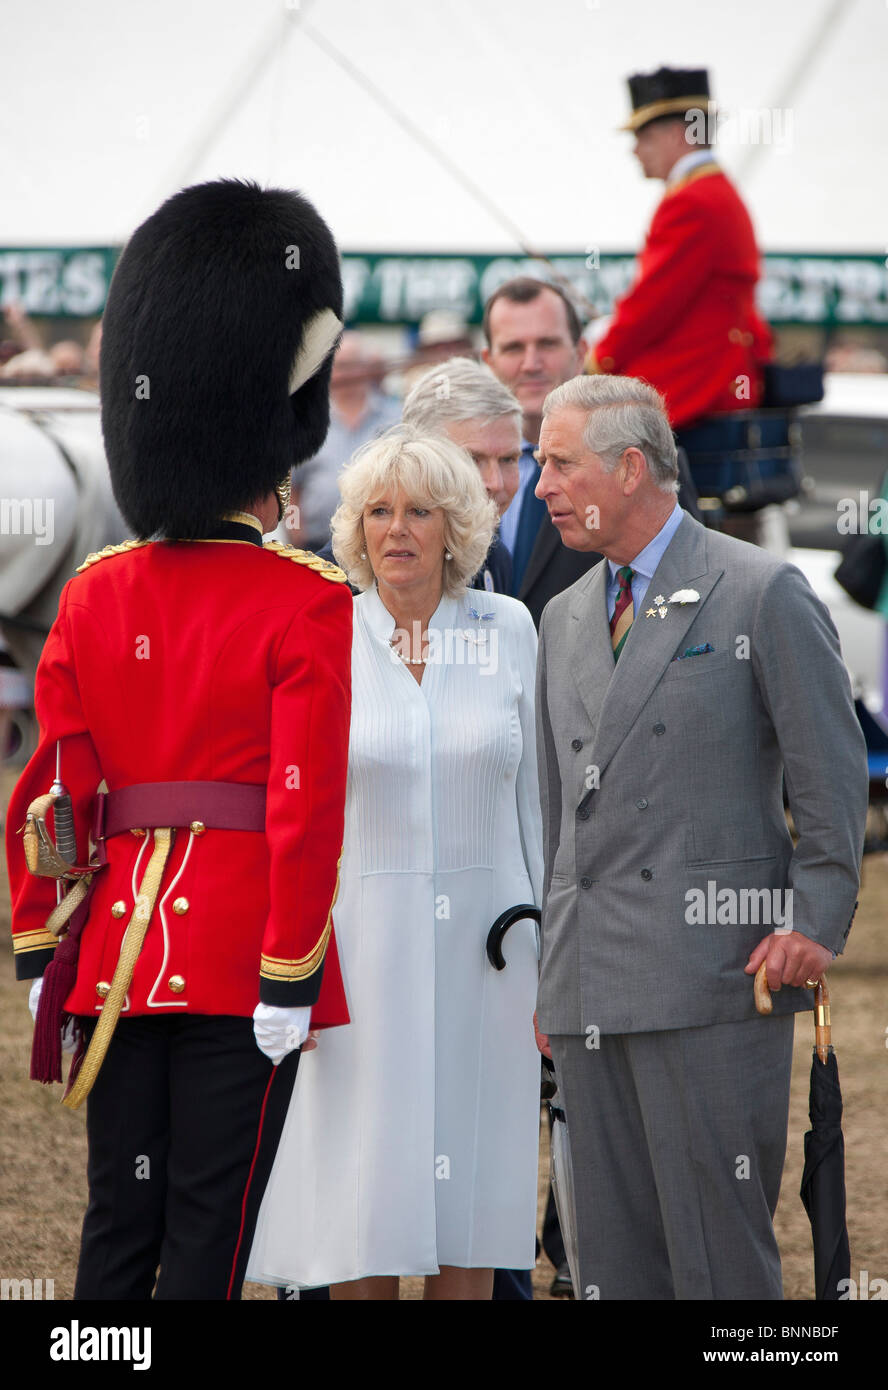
[750,929,851,1301]
[745,929,834,991]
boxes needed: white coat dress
[247,582,544,1286]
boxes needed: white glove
[28,977,78,1053]
[252,1003,311,1064]
[28,977,43,1022]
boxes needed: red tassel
[30,937,78,1083]
[30,889,92,1085]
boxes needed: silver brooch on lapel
[460,606,495,645]
[645,588,700,619]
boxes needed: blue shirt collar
[607,503,684,585]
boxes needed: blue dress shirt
[605,504,685,621]
[498,442,538,556]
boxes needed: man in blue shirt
[483,279,592,627]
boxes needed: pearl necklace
[390,638,428,665]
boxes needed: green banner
[0,248,118,318]
[2,247,886,327]
[340,252,888,329]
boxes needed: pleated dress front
[247,583,544,1287]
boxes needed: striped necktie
[610,565,634,661]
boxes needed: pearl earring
[445,550,453,560]
[360,551,366,559]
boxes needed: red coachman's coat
[590,163,773,427]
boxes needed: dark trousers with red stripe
[73,1014,299,1300]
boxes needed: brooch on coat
[460,606,496,645]
[645,588,700,619]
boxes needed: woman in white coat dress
[247,428,543,1300]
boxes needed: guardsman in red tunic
[5,179,352,1299]
[589,67,773,430]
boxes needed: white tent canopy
[6,0,887,253]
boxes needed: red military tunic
[591,162,773,427]
[7,528,352,1027]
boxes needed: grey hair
[542,375,678,492]
[330,425,497,596]
[402,356,522,434]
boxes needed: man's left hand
[744,930,834,991]
[533,1010,552,1060]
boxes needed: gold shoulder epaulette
[75,539,151,573]
[262,539,348,584]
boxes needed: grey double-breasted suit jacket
[535,513,868,1036]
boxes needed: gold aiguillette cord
[45,877,92,936]
[63,827,173,1110]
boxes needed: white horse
[0,386,128,760]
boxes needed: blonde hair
[330,426,498,595]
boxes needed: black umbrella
[487,904,580,1297]
[486,903,540,971]
[755,966,850,1300]
[486,903,549,1092]
[800,977,851,1300]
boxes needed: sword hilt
[50,791,78,865]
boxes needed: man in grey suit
[533,374,868,1300]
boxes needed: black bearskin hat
[100,179,343,538]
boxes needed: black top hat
[621,66,712,132]
[101,179,344,539]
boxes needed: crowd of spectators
[0,302,101,383]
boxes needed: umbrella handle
[486,904,541,970]
[753,962,832,1064]
[814,975,831,1064]
[753,961,773,1015]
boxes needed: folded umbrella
[754,966,850,1300]
[542,1058,580,1299]
[487,905,580,1298]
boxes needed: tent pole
[301,19,599,321]
[132,6,316,233]
[733,0,851,182]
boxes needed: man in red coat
[5,179,352,1299]
[589,67,772,429]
